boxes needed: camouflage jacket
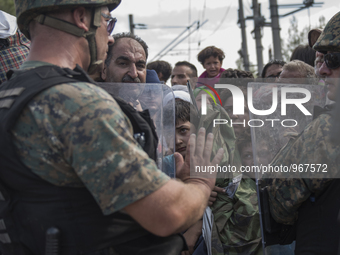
[10,61,170,215]
[267,112,340,224]
[210,176,263,255]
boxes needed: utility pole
[238,0,250,71]
[239,0,323,72]
[129,14,134,35]
[269,0,282,60]
[252,0,264,74]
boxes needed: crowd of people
[0,1,339,255]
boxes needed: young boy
[163,97,199,176]
[173,99,198,159]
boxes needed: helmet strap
[85,7,102,75]
[34,7,102,74]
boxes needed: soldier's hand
[208,186,226,206]
[177,127,224,190]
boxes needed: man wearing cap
[266,11,340,254]
[0,1,223,254]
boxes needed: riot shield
[249,81,327,254]
[193,79,266,255]
[249,81,327,178]
[190,80,239,180]
[97,82,176,177]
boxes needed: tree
[235,50,257,77]
[281,15,326,62]
[0,0,15,16]
[235,52,243,70]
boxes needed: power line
[201,0,207,23]
[135,25,190,29]
[188,0,191,61]
[197,0,207,47]
[151,20,208,61]
[199,2,233,42]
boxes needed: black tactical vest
[260,107,340,252]
[295,179,340,255]
[0,65,184,255]
[295,107,340,254]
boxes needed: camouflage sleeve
[267,114,340,224]
[12,82,170,215]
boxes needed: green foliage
[0,0,16,16]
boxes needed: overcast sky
[111,0,340,77]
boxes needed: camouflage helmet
[15,0,121,38]
[313,11,340,53]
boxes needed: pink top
[197,67,225,87]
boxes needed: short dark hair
[174,61,198,78]
[220,68,254,79]
[261,59,286,78]
[175,100,190,124]
[164,99,199,128]
[197,46,225,66]
[105,32,148,66]
[290,44,316,67]
[175,100,199,127]
[147,61,172,82]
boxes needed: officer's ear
[101,64,107,81]
[72,7,91,32]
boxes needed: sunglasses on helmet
[101,13,117,35]
[324,52,340,70]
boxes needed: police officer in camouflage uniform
[0,1,224,254]
[266,11,340,255]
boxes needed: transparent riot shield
[97,82,176,178]
[193,79,263,255]
[249,81,327,254]
[249,81,327,177]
